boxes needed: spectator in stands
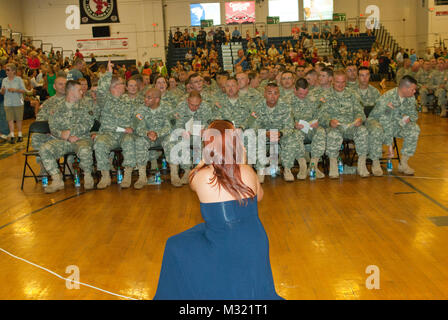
[322,21,331,40]
[346,24,354,37]
[353,25,360,37]
[232,27,242,42]
[245,30,251,42]
[173,31,182,48]
[302,36,313,54]
[214,27,225,45]
[183,28,190,47]
[234,49,249,71]
[424,48,432,61]
[192,55,202,72]
[311,23,320,39]
[332,25,342,39]
[67,58,85,81]
[206,30,214,47]
[197,28,206,48]
[260,32,268,47]
[75,49,84,60]
[370,54,379,75]
[224,27,231,43]
[396,48,404,66]
[410,49,417,65]
[27,51,41,71]
[268,44,279,60]
[190,32,197,48]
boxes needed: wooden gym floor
[0,108,447,300]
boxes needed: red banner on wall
[225,1,255,24]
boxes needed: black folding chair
[21,121,50,190]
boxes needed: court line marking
[393,175,448,212]
[0,247,139,300]
[393,175,448,181]
[0,192,87,231]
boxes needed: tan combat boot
[257,169,265,184]
[329,158,339,179]
[357,155,370,178]
[84,172,94,190]
[180,168,191,185]
[170,164,182,187]
[441,106,447,118]
[422,105,429,113]
[97,170,111,189]
[283,167,294,182]
[310,158,325,179]
[371,159,383,177]
[121,167,133,188]
[398,155,415,175]
[296,158,308,180]
[134,165,147,189]
[45,173,64,193]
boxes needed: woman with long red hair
[153,120,283,300]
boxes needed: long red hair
[189,120,256,204]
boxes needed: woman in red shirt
[27,52,41,70]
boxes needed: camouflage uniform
[291,95,326,159]
[431,70,447,110]
[253,99,301,170]
[32,95,66,157]
[279,87,295,104]
[367,88,420,159]
[396,67,414,85]
[320,88,368,158]
[134,102,173,166]
[93,72,136,171]
[238,87,263,106]
[169,100,214,170]
[215,95,252,129]
[417,70,435,106]
[39,100,95,176]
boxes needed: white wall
[0,0,23,32]
[21,0,166,63]
[18,0,441,62]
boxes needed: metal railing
[168,16,370,43]
[373,24,400,57]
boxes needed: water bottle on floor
[387,159,393,173]
[162,158,167,170]
[74,169,81,188]
[310,163,316,181]
[42,175,48,188]
[117,167,123,184]
[270,166,277,178]
[338,157,344,174]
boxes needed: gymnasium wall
[14,0,448,62]
[0,0,23,32]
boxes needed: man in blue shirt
[234,49,249,71]
[67,59,85,81]
[232,27,242,42]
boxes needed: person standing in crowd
[0,62,10,142]
[1,63,26,143]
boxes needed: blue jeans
[0,102,10,135]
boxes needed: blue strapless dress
[153,196,284,300]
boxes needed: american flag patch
[136,113,144,120]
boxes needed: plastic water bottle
[387,159,393,173]
[161,158,167,170]
[42,175,48,188]
[117,167,123,184]
[309,163,316,181]
[74,169,81,188]
[270,166,277,178]
[155,169,161,185]
[338,157,344,174]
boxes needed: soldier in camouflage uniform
[320,71,370,179]
[417,61,435,112]
[236,72,263,106]
[39,81,95,193]
[345,64,358,90]
[367,76,420,175]
[352,67,384,176]
[431,58,447,117]
[32,75,67,175]
[278,71,296,104]
[291,78,327,180]
[305,69,319,97]
[185,73,215,106]
[94,61,136,189]
[309,67,333,103]
[253,83,302,183]
[169,91,214,186]
[133,88,173,189]
[396,58,414,85]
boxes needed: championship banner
[79,0,120,24]
[225,1,255,24]
[76,38,128,51]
